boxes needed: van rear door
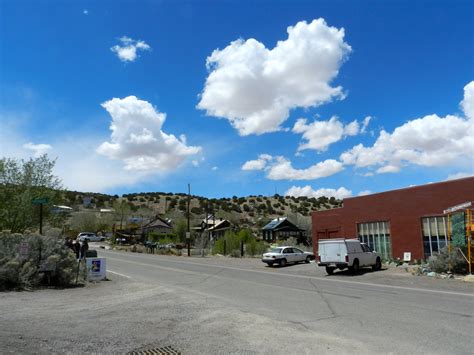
[319,241,346,263]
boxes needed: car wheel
[267,262,274,267]
[305,256,311,264]
[372,257,382,271]
[351,259,360,274]
[325,266,335,275]
[279,258,287,267]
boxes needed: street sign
[32,198,49,205]
[443,201,472,214]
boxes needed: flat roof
[344,176,474,201]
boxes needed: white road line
[101,251,474,298]
[107,270,131,279]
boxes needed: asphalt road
[101,248,473,354]
[1,247,473,354]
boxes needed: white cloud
[268,157,344,180]
[242,154,343,180]
[446,172,473,181]
[197,18,351,136]
[358,190,372,196]
[293,116,365,152]
[461,81,474,120]
[22,142,52,157]
[241,154,273,170]
[111,36,151,62]
[285,185,352,199]
[361,116,372,133]
[0,123,149,192]
[97,96,201,171]
[341,82,474,174]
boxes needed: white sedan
[262,246,314,267]
[77,232,104,242]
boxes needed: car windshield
[269,248,283,254]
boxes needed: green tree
[173,219,187,243]
[0,155,62,233]
[112,199,131,231]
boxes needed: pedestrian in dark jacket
[73,240,80,260]
[80,240,89,260]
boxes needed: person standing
[80,240,89,260]
[73,240,80,260]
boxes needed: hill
[60,190,341,233]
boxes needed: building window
[357,221,391,260]
[421,216,447,259]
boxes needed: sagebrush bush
[428,246,468,274]
[0,231,85,290]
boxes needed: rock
[427,272,437,277]
[447,274,455,279]
[463,274,474,283]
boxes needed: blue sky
[1,0,473,199]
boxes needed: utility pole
[187,183,191,257]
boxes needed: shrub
[428,246,468,274]
[212,231,241,256]
[0,231,84,290]
[245,238,268,256]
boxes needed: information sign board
[86,258,107,281]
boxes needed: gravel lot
[1,252,472,354]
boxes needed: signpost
[32,198,49,235]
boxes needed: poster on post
[86,258,106,281]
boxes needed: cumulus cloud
[461,81,474,120]
[111,36,151,62]
[23,142,52,157]
[197,18,351,136]
[293,116,369,152]
[97,96,201,171]
[340,82,474,174]
[241,154,273,170]
[242,154,343,180]
[285,185,352,199]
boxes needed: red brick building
[312,177,474,261]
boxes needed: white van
[318,238,381,275]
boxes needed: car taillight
[345,255,349,263]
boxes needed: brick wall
[312,177,474,260]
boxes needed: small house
[261,217,307,244]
